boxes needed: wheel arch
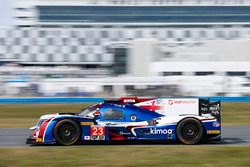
[43,116,82,144]
[53,118,82,145]
[176,116,203,128]
[175,116,205,144]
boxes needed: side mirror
[93,111,101,118]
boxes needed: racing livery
[26,97,221,145]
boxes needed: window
[71,31,78,37]
[78,38,85,45]
[87,47,93,54]
[47,38,54,45]
[226,71,246,76]
[184,30,191,38]
[167,31,174,38]
[14,53,20,59]
[151,30,158,37]
[135,30,142,38]
[103,85,113,92]
[62,38,68,45]
[101,31,108,38]
[39,46,45,53]
[162,72,182,76]
[125,85,134,91]
[195,72,214,76]
[80,53,85,62]
[118,31,123,38]
[39,30,46,37]
[104,108,124,120]
[71,46,77,53]
[63,54,69,62]
[0,38,5,45]
[23,30,29,37]
[14,38,20,45]
[48,53,53,62]
[229,30,239,39]
[94,39,100,45]
[31,54,36,62]
[96,54,102,62]
[7,45,12,52]
[216,30,224,38]
[199,30,207,39]
[22,45,28,53]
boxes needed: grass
[0,102,249,128]
[222,102,250,126]
[0,146,249,167]
[0,103,92,128]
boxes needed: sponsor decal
[119,131,131,135]
[200,107,208,113]
[80,122,94,126]
[211,110,220,115]
[168,100,174,105]
[91,135,105,140]
[207,130,221,134]
[123,99,136,103]
[113,104,125,108]
[147,120,157,126]
[90,126,105,140]
[36,138,42,143]
[127,137,137,140]
[168,134,172,139]
[210,104,220,115]
[210,104,220,110]
[150,128,173,135]
[168,99,196,105]
[130,114,137,121]
[84,136,90,140]
[213,121,221,127]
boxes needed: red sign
[90,126,105,136]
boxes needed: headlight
[36,119,46,131]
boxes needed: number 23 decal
[91,126,105,136]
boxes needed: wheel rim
[181,123,199,141]
[58,124,76,142]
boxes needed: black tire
[176,118,203,145]
[53,119,81,146]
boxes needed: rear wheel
[53,119,81,146]
[176,118,203,145]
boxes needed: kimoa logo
[150,128,173,135]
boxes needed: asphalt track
[0,126,250,147]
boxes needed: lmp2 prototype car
[26,97,221,145]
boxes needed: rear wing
[104,96,153,104]
[199,99,221,123]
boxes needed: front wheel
[176,118,204,145]
[53,119,81,146]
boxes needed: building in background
[1,0,250,97]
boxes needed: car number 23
[90,126,105,136]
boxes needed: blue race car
[26,97,221,145]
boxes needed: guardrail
[0,97,250,104]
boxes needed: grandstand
[0,0,250,97]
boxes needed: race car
[26,97,221,145]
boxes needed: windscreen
[78,104,102,117]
